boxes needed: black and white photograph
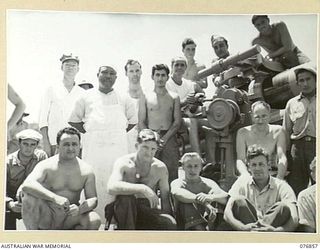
[4,6,318,240]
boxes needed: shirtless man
[171,152,229,230]
[236,101,287,179]
[139,64,181,183]
[251,15,310,69]
[182,38,208,89]
[21,127,101,230]
[107,129,176,230]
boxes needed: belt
[300,136,316,142]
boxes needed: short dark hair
[182,38,197,50]
[210,35,229,47]
[124,59,142,73]
[246,144,269,163]
[295,69,317,81]
[151,64,170,77]
[56,127,81,145]
[251,15,269,25]
[137,129,160,145]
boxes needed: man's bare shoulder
[237,126,252,135]
[166,91,180,103]
[269,124,284,133]
[151,157,168,172]
[200,176,219,186]
[114,154,136,170]
[167,90,179,100]
[76,157,96,175]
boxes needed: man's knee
[231,196,247,208]
[21,193,51,229]
[115,195,136,208]
[80,211,101,230]
[158,214,177,230]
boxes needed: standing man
[182,38,208,89]
[125,59,144,153]
[69,65,137,222]
[236,101,287,179]
[139,64,181,183]
[39,53,85,157]
[251,15,310,69]
[283,66,316,195]
[21,127,101,230]
[6,129,47,230]
[166,56,204,154]
[107,129,176,230]
[297,157,316,233]
[224,145,298,232]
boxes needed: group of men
[5,15,316,232]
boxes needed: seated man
[236,101,287,179]
[251,15,310,69]
[224,145,298,232]
[297,157,316,233]
[21,127,101,230]
[6,129,47,230]
[171,152,229,230]
[106,129,176,230]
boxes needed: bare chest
[147,94,173,114]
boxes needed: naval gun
[189,45,306,191]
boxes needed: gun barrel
[196,45,261,79]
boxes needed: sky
[6,11,317,123]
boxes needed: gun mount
[186,46,314,191]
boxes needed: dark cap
[78,81,94,90]
[211,35,228,46]
[137,129,160,145]
[60,53,80,64]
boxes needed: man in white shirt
[69,65,137,223]
[125,59,144,153]
[166,56,204,154]
[39,54,85,157]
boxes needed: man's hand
[242,222,259,231]
[8,201,22,213]
[54,196,70,211]
[252,221,276,232]
[143,186,159,209]
[195,193,212,204]
[67,204,80,217]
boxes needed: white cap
[16,129,42,142]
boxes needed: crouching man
[224,145,298,232]
[171,152,229,230]
[21,127,101,230]
[106,129,176,230]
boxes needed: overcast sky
[6,11,317,123]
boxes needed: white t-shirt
[166,77,195,102]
